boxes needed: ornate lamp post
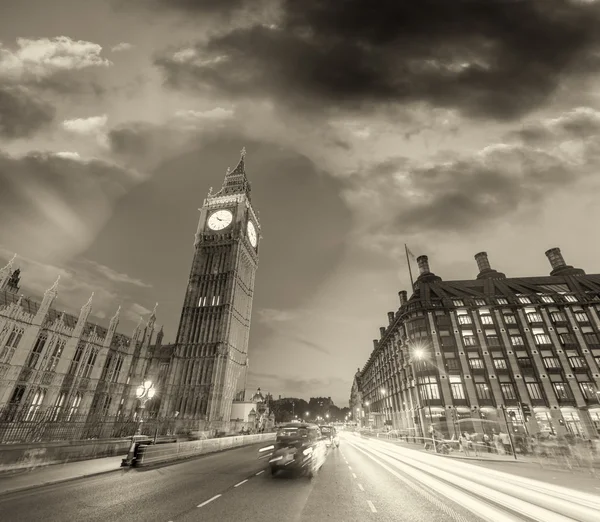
[135,380,156,436]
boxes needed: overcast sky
[1,0,600,406]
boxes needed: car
[319,425,340,449]
[260,422,328,478]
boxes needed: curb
[0,467,123,497]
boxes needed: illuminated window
[475,383,491,400]
[493,359,508,370]
[574,312,589,323]
[579,382,597,400]
[540,295,554,303]
[552,382,572,400]
[500,383,517,400]
[564,295,577,303]
[475,299,486,306]
[526,381,543,400]
[510,335,524,346]
[449,375,465,400]
[496,298,509,305]
[518,296,532,304]
[452,299,464,307]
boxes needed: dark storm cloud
[346,107,600,235]
[155,0,600,119]
[0,86,55,139]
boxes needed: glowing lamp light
[148,388,156,399]
[144,380,152,389]
[413,348,425,359]
[136,385,145,398]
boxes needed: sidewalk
[0,454,125,496]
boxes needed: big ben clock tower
[161,148,260,426]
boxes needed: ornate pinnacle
[46,275,60,294]
[226,167,231,175]
[83,292,94,308]
[151,302,158,317]
[2,253,17,271]
[240,146,246,159]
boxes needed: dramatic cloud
[0,36,111,81]
[174,107,234,121]
[0,151,142,263]
[125,302,153,322]
[63,114,108,134]
[343,107,600,239]
[0,86,55,139]
[155,0,600,120]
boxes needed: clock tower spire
[162,147,260,429]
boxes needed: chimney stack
[474,251,506,279]
[373,339,378,350]
[544,247,585,276]
[545,248,566,271]
[398,290,407,305]
[417,255,430,275]
[387,311,395,324]
[475,252,491,272]
[379,326,386,338]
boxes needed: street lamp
[412,347,436,451]
[135,380,156,435]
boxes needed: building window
[469,358,484,369]
[9,385,26,405]
[449,375,466,400]
[457,313,472,325]
[504,314,517,324]
[452,299,465,307]
[496,298,509,305]
[584,333,600,347]
[26,333,48,369]
[68,343,86,375]
[0,327,24,363]
[25,389,46,421]
[510,335,525,347]
[462,331,477,346]
[475,383,491,400]
[480,315,494,325]
[45,339,65,372]
[418,375,441,400]
[559,333,577,346]
[80,348,98,379]
[526,312,543,323]
[67,393,82,421]
[568,356,586,369]
[517,357,534,368]
[445,358,460,371]
[526,382,543,400]
[533,330,552,345]
[111,355,124,383]
[579,382,598,400]
[574,312,589,323]
[564,295,577,303]
[518,296,532,304]
[500,383,517,400]
[543,357,561,369]
[552,382,572,400]
[100,353,113,381]
[550,312,567,322]
[485,334,501,347]
[493,358,508,370]
[540,295,554,303]
[51,392,67,421]
[475,299,486,306]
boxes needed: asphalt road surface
[2,433,598,521]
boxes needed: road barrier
[134,433,276,467]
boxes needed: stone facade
[155,148,260,429]
[354,248,600,439]
[0,256,161,443]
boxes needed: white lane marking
[358,483,365,491]
[367,500,377,513]
[348,465,352,470]
[234,479,248,488]
[353,473,357,479]
[256,470,264,476]
[197,494,221,508]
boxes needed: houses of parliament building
[0,149,261,442]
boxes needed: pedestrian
[483,432,491,453]
[460,432,470,456]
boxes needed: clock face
[207,209,233,231]
[247,220,258,247]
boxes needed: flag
[405,244,416,260]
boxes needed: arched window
[25,388,46,421]
[27,332,48,369]
[67,393,82,421]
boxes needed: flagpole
[405,244,415,289]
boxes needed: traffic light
[509,411,516,419]
[521,404,531,415]
[558,418,565,426]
